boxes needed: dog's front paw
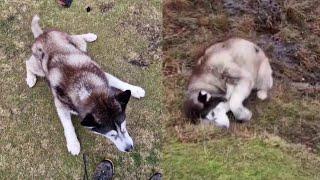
[214,114,230,128]
[257,90,268,100]
[130,86,145,99]
[206,109,230,128]
[234,107,252,121]
[26,75,37,88]
[66,139,81,155]
[84,33,97,42]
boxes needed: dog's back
[189,38,271,92]
[32,29,110,112]
[48,52,109,111]
[203,39,267,79]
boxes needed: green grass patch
[163,137,320,180]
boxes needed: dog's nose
[124,145,133,152]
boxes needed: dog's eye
[110,134,117,137]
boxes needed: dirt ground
[0,0,162,179]
[163,0,320,179]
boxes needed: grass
[163,0,320,179]
[164,137,320,179]
[0,0,162,179]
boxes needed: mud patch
[99,2,115,14]
[124,52,149,68]
[224,0,320,83]
[224,0,283,33]
[118,3,161,67]
[256,34,320,83]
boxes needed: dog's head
[185,90,229,127]
[81,90,134,152]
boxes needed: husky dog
[26,15,146,155]
[185,38,273,128]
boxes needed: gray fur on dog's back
[33,30,110,115]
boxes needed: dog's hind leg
[54,99,80,155]
[26,55,45,87]
[69,33,97,52]
[105,73,145,99]
[229,78,253,121]
[256,58,273,100]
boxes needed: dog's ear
[81,114,100,127]
[198,91,210,104]
[115,90,131,109]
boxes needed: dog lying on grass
[26,15,145,155]
[185,38,273,128]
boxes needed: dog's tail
[31,15,43,38]
[256,57,273,100]
[257,58,273,90]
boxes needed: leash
[83,153,89,180]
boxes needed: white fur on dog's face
[206,102,230,128]
[104,121,134,152]
[195,90,229,127]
